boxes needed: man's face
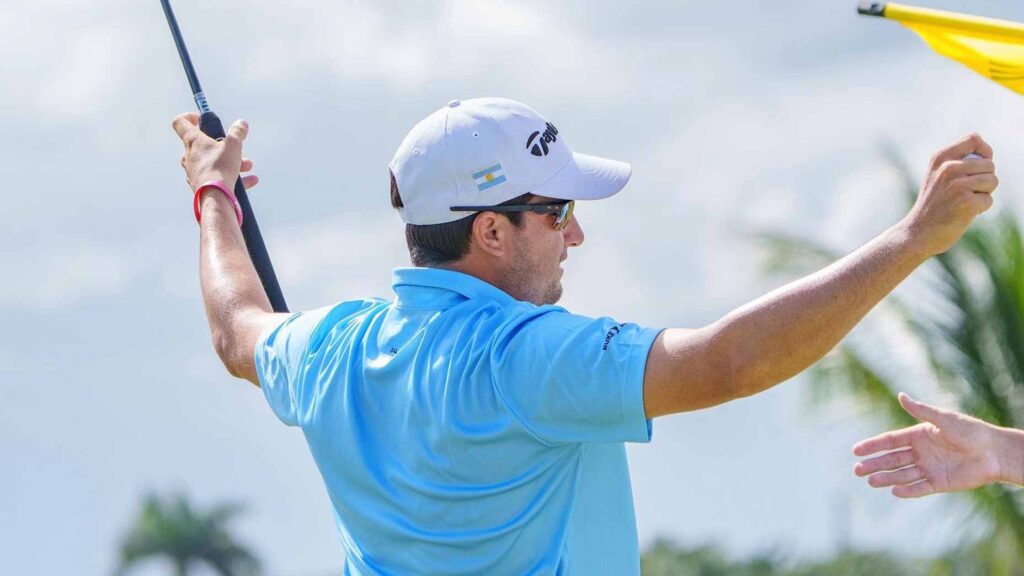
[506,197,585,306]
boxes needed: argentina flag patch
[473,163,507,192]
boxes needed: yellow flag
[859,2,1024,95]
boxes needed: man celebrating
[172,97,998,575]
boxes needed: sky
[4,0,1024,574]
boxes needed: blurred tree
[114,492,261,576]
[755,151,1024,573]
[640,539,783,576]
[638,539,1022,575]
[788,550,908,576]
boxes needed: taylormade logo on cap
[389,97,633,225]
[526,123,559,157]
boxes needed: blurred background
[4,0,1024,574]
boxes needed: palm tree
[756,151,1024,573]
[114,492,261,576]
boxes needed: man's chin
[543,282,563,306]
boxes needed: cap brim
[531,153,631,201]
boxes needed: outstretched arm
[172,112,287,385]
[853,393,1024,498]
[643,133,998,417]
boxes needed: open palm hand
[853,393,1002,498]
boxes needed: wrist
[995,425,1024,486]
[194,180,243,227]
[890,218,936,263]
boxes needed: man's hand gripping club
[172,113,285,385]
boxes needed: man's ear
[471,212,512,257]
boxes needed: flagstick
[857,2,886,17]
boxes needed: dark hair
[390,170,531,267]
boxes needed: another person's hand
[853,393,1022,498]
[902,133,998,257]
[171,112,259,192]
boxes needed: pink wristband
[194,180,244,227]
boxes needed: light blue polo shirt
[255,267,661,575]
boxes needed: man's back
[255,267,658,575]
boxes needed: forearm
[996,425,1024,486]
[716,221,929,397]
[198,192,272,369]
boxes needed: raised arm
[643,134,998,417]
[172,113,288,385]
[853,393,1024,497]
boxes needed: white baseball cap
[389,97,632,225]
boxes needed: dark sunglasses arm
[449,204,564,214]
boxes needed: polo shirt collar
[392,267,517,308]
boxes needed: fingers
[960,173,999,195]
[932,133,992,166]
[973,135,994,160]
[933,159,996,185]
[853,425,918,457]
[171,112,200,140]
[220,119,249,162]
[932,158,997,217]
[867,464,924,488]
[241,174,259,190]
[240,158,257,188]
[959,157,996,177]
[854,448,915,477]
[892,480,936,499]
[972,192,995,215]
[899,393,954,426]
[225,119,249,145]
[227,118,249,141]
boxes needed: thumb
[221,119,249,159]
[225,119,249,144]
[899,392,946,425]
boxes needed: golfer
[172,97,997,575]
[854,393,1024,497]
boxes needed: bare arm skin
[643,133,998,418]
[172,113,287,385]
[853,393,1024,497]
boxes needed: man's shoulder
[302,297,389,324]
[278,297,390,348]
[333,296,390,313]
[483,303,602,345]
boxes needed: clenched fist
[903,133,998,256]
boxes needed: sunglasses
[450,200,576,231]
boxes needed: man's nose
[563,215,584,247]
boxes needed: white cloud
[37,28,139,119]
[267,212,409,307]
[1,242,132,308]
[0,2,146,120]
[238,0,633,97]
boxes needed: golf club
[160,0,288,313]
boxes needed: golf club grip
[199,111,289,313]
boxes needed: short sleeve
[254,299,385,426]
[254,308,330,426]
[489,308,662,444]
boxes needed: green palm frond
[807,345,915,428]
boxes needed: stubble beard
[542,275,563,305]
[508,242,562,306]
